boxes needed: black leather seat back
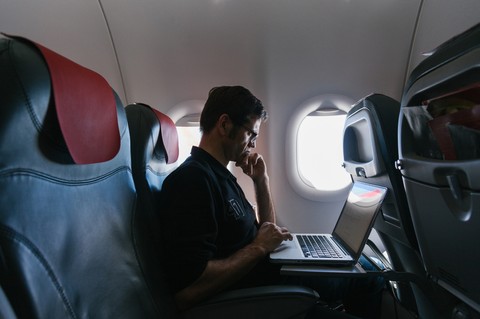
[399,23,480,316]
[125,103,179,249]
[342,93,424,313]
[126,103,179,214]
[0,36,160,318]
[125,103,179,316]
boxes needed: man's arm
[236,153,275,224]
[253,174,275,224]
[175,222,291,311]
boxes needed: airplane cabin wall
[256,0,421,231]
[0,0,126,103]
[1,0,479,233]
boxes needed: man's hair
[200,86,268,133]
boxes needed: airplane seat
[124,102,179,316]
[0,285,16,319]
[125,103,321,319]
[0,35,164,318]
[398,23,480,318]
[342,93,426,315]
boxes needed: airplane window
[297,111,351,190]
[168,100,205,166]
[175,114,202,165]
[286,94,354,201]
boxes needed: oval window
[286,94,353,201]
[168,100,204,165]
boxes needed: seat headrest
[5,34,120,164]
[151,108,179,164]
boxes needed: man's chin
[234,151,250,166]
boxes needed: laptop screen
[333,182,387,258]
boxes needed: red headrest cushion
[8,35,120,164]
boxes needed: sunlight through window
[297,113,351,190]
[176,126,202,165]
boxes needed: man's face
[227,117,261,163]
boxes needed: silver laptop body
[270,182,387,266]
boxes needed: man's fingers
[280,227,293,240]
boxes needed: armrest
[182,285,319,319]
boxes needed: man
[159,86,383,317]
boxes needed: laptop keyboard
[297,235,343,258]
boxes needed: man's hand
[174,221,292,311]
[235,152,267,183]
[251,222,292,254]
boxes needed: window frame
[167,99,204,165]
[285,94,354,202]
[167,99,205,125]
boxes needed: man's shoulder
[161,158,222,201]
[166,158,216,183]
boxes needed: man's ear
[218,114,231,136]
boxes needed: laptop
[270,181,387,266]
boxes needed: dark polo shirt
[159,146,260,292]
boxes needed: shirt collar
[190,146,235,180]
